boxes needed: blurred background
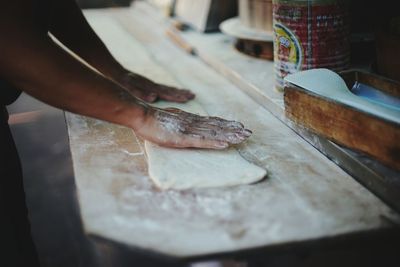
[7,0,399,266]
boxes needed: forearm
[46,0,196,103]
[48,0,127,81]
[0,0,250,150]
[0,30,147,130]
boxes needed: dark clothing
[0,79,21,106]
[1,1,58,265]
[1,0,48,265]
[1,89,40,266]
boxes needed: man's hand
[118,72,195,103]
[1,0,252,150]
[47,0,195,104]
[136,107,252,149]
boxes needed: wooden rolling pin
[165,26,196,55]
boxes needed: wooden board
[170,16,400,212]
[66,2,400,260]
[284,70,400,171]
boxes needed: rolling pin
[165,27,196,55]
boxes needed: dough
[145,101,267,190]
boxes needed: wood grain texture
[65,2,400,260]
[170,13,400,212]
[165,27,196,55]
[284,85,400,170]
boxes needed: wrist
[128,100,153,131]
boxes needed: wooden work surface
[66,2,399,260]
[173,11,400,212]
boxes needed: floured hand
[136,107,252,149]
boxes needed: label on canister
[273,0,350,91]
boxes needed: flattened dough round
[145,101,267,190]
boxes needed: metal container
[273,0,350,91]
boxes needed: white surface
[146,101,266,190]
[284,69,400,125]
[220,17,274,41]
[65,4,400,259]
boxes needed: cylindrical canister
[273,0,350,91]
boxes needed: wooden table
[66,2,400,263]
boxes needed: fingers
[199,118,252,145]
[156,86,195,103]
[194,116,245,129]
[176,136,229,150]
[127,87,158,103]
[143,92,158,103]
[178,114,252,148]
[150,107,252,149]
[184,123,252,145]
[121,73,195,103]
[130,86,195,103]
[173,126,251,149]
[160,108,252,145]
